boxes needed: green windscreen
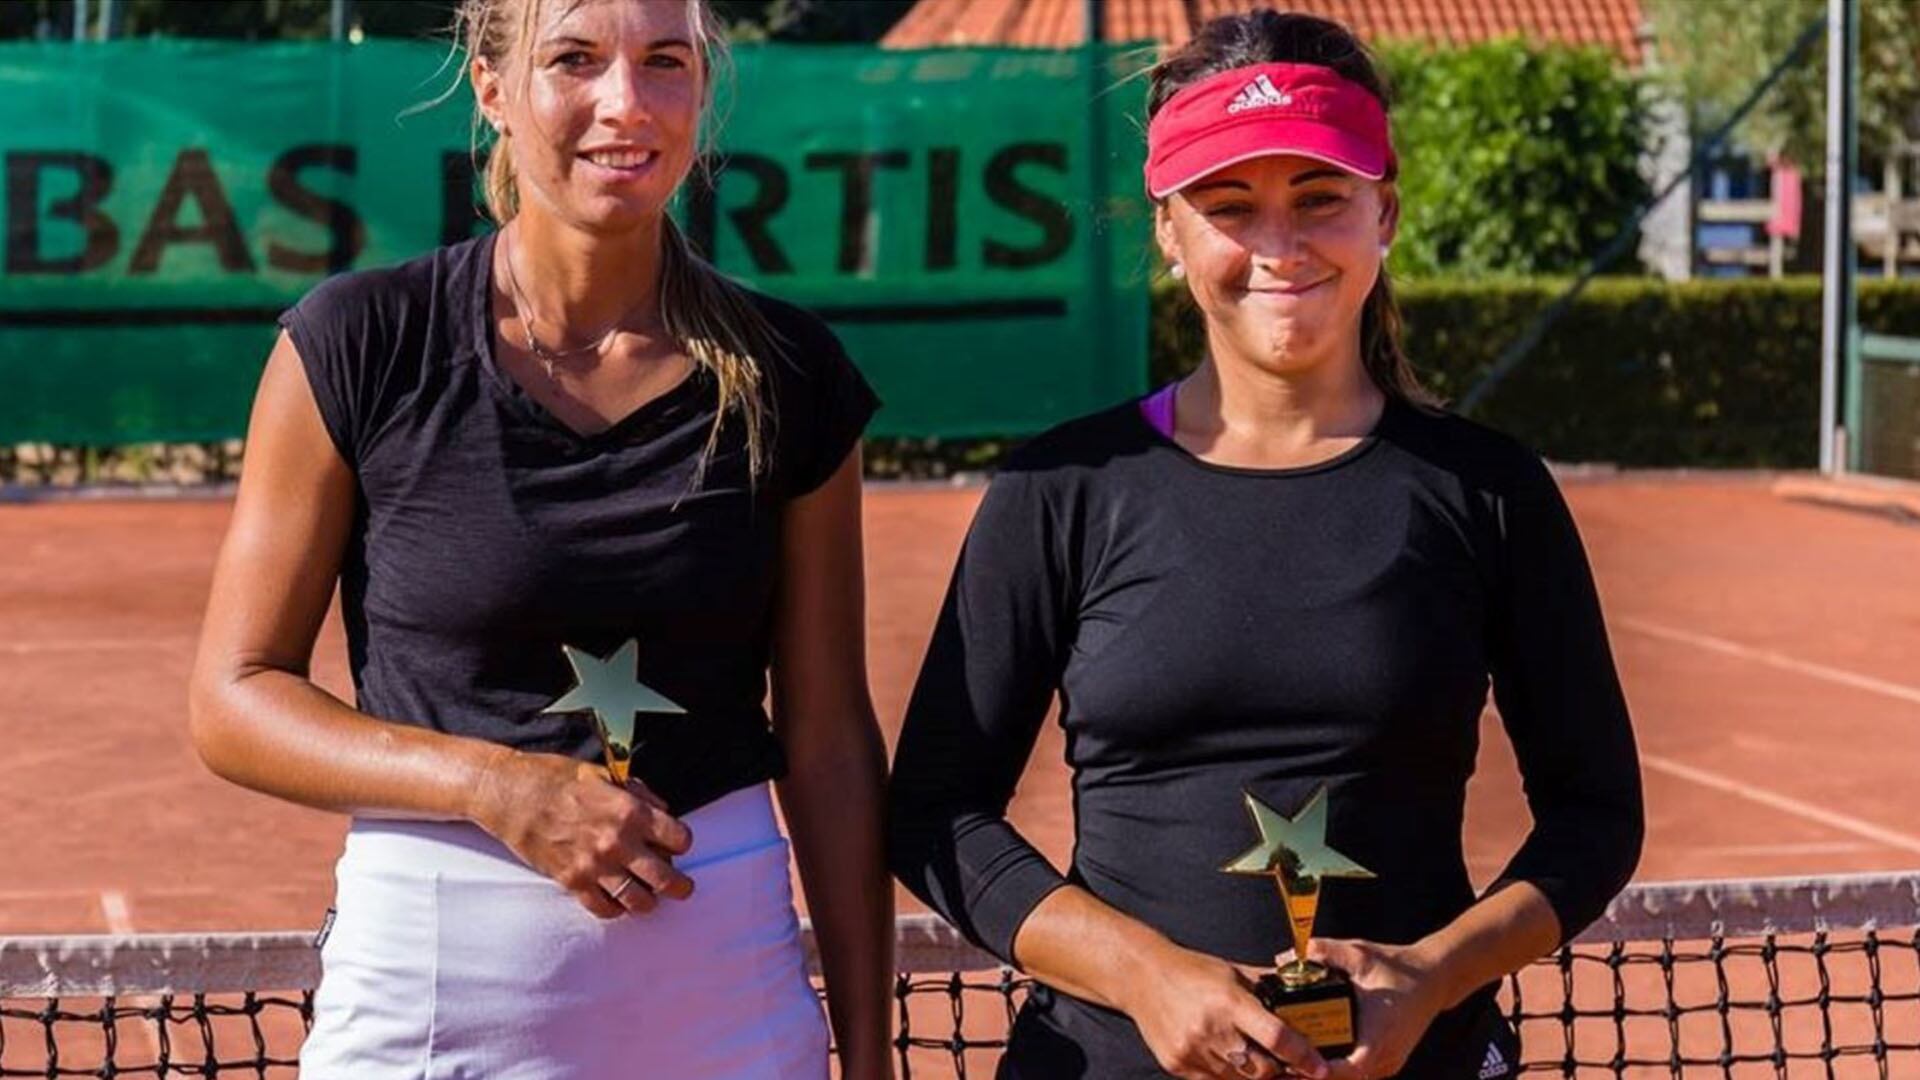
[0,40,1150,443]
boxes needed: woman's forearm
[779,725,893,1071]
[188,661,505,823]
[1411,880,1562,1010]
[1011,884,1176,1014]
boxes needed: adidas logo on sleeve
[1226,73,1294,114]
[1478,1041,1511,1078]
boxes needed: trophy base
[1254,967,1356,1057]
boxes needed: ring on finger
[1226,1046,1260,1078]
[608,875,638,901]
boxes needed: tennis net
[5,871,1920,1077]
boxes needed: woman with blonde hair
[188,1,891,1075]
[890,10,1642,1079]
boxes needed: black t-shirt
[887,397,1643,1078]
[278,232,878,815]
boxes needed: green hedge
[13,280,1920,485]
[1151,277,1920,468]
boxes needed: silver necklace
[500,228,646,379]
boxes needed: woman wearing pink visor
[890,10,1641,1080]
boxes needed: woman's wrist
[461,742,520,835]
[1101,929,1184,1016]
[1408,882,1563,1012]
[1403,933,1469,1010]
[836,1034,893,1074]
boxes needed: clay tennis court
[4,473,1916,933]
[2,473,1918,1076]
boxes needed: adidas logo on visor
[1478,1042,1510,1079]
[1226,73,1293,114]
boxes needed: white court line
[1643,754,1920,857]
[97,891,164,1059]
[0,637,192,655]
[0,882,317,903]
[1616,616,1920,708]
[99,889,134,934]
[0,887,102,903]
[1613,617,1920,859]
[1684,841,1877,857]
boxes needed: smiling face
[1158,153,1397,381]
[472,0,703,234]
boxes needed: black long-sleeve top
[887,396,1643,1078]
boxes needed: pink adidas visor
[1145,62,1394,199]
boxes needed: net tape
[5,871,1920,1077]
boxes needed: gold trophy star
[1223,785,1374,987]
[542,640,685,785]
[1222,786,1374,884]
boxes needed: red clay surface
[3,476,1918,1075]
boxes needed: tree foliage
[709,0,913,43]
[1377,39,1654,278]
[1,0,911,43]
[1643,0,1920,167]
[0,0,451,40]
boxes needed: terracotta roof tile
[883,0,955,45]
[889,0,1644,62]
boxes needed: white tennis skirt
[300,783,829,1079]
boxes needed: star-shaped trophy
[1222,785,1375,1055]
[541,640,685,786]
